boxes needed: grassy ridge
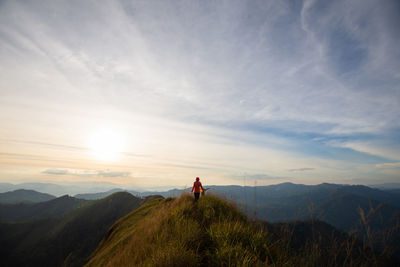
[87,194,395,266]
[86,195,264,266]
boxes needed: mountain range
[0,192,156,267]
[0,182,121,197]
[0,194,87,222]
[2,182,399,233]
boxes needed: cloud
[326,139,400,162]
[231,173,289,181]
[0,138,86,151]
[42,168,130,177]
[2,0,398,136]
[287,168,315,172]
[42,169,69,175]
[2,0,398,137]
[98,171,130,177]
[248,174,288,180]
[376,163,400,169]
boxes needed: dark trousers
[194,193,200,201]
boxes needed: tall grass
[86,194,398,267]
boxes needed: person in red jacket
[191,177,204,201]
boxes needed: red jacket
[191,181,203,193]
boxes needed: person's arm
[200,182,204,190]
[191,183,195,192]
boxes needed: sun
[88,130,124,161]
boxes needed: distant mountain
[0,192,158,267]
[0,195,87,222]
[334,185,400,207]
[315,193,399,231]
[133,187,185,198]
[231,184,400,234]
[370,183,400,190]
[5,182,74,196]
[389,189,400,194]
[74,188,125,200]
[0,182,122,197]
[0,189,55,204]
[0,183,17,193]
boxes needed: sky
[0,0,399,189]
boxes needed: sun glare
[88,130,124,161]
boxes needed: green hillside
[0,195,87,222]
[86,194,394,267]
[0,192,152,267]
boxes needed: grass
[86,194,398,267]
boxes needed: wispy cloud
[98,171,130,177]
[42,168,130,178]
[0,138,86,151]
[42,169,69,175]
[2,0,398,135]
[287,168,315,172]
[230,173,290,181]
[376,163,400,169]
[247,174,289,180]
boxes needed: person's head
[196,177,200,181]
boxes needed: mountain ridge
[0,194,87,222]
[87,194,396,266]
[0,192,153,267]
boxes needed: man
[191,177,204,201]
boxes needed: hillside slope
[0,192,153,267]
[0,194,87,222]
[87,194,394,267]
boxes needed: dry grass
[86,194,398,267]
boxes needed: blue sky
[0,0,399,188]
